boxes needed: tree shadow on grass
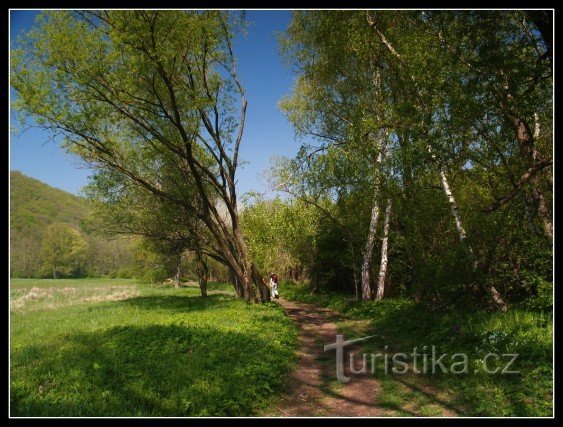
[11,323,293,417]
[116,293,232,314]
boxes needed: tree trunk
[361,148,383,301]
[174,254,181,288]
[429,144,508,312]
[438,167,470,246]
[230,220,272,302]
[229,267,243,298]
[250,263,270,302]
[531,186,552,240]
[513,117,552,242]
[521,194,540,235]
[525,11,552,70]
[375,198,392,301]
[52,264,57,279]
[353,269,360,301]
[361,196,380,301]
[195,250,208,298]
[499,72,552,242]
[368,16,509,310]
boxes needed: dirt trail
[266,299,383,416]
[267,298,459,417]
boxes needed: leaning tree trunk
[229,267,243,298]
[250,263,270,302]
[514,117,552,242]
[375,198,392,301]
[228,217,272,302]
[204,216,260,302]
[429,144,508,312]
[500,74,552,242]
[367,15,507,310]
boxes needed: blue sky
[9,10,301,198]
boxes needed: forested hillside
[10,171,133,278]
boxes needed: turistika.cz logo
[324,334,519,383]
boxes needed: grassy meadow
[10,278,298,417]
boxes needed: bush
[137,266,169,284]
[109,267,134,279]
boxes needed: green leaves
[276,10,552,304]
[39,223,89,278]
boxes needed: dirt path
[266,298,459,417]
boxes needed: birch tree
[279,11,393,300]
[375,198,392,301]
[365,10,509,310]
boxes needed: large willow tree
[11,10,270,301]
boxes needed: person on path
[270,273,279,300]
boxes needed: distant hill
[10,171,133,277]
[10,171,89,234]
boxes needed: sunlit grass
[10,278,299,416]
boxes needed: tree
[84,168,212,296]
[278,11,398,301]
[425,11,553,241]
[39,223,88,278]
[277,10,551,310]
[241,195,321,282]
[12,11,270,301]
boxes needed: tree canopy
[258,10,552,309]
[12,10,270,301]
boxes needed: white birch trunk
[429,144,507,311]
[361,68,385,302]
[361,149,383,302]
[375,198,392,301]
[368,16,508,311]
[533,112,540,141]
[439,169,470,247]
[361,196,381,301]
[532,112,553,241]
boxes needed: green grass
[10,278,299,416]
[280,281,553,417]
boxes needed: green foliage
[241,196,320,280]
[10,278,299,416]
[10,171,89,277]
[131,241,171,284]
[108,267,135,279]
[273,10,553,307]
[11,11,276,301]
[39,223,89,278]
[10,171,135,278]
